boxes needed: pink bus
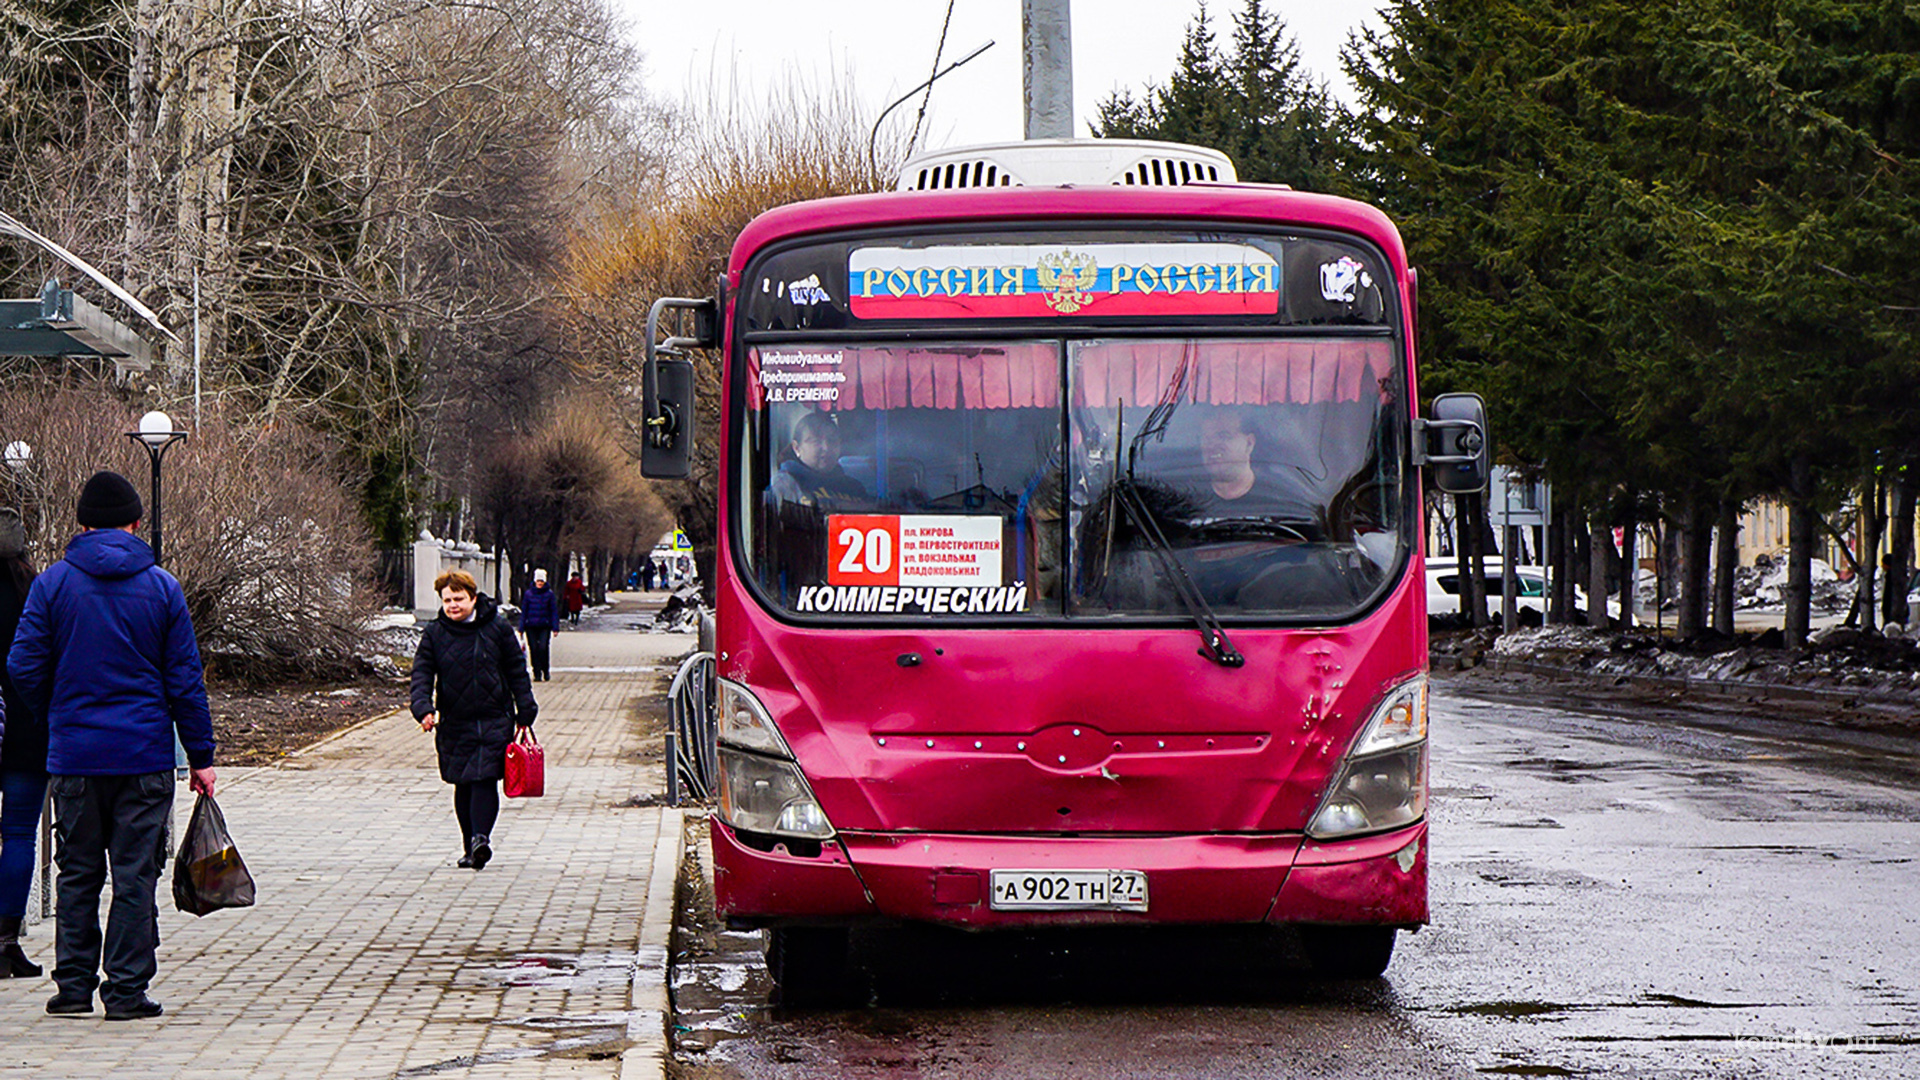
[644,142,1488,1002]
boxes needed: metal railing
[373,547,414,608]
[665,651,716,804]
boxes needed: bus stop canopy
[1,209,173,375]
[0,278,152,371]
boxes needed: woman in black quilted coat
[410,570,537,869]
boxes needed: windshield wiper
[1111,474,1245,669]
[1103,344,1242,668]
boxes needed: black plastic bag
[172,794,256,916]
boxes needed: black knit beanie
[75,470,143,528]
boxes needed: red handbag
[504,728,545,798]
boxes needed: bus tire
[766,927,862,1007]
[1300,925,1397,979]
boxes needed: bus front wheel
[766,927,863,1007]
[1300,925,1397,979]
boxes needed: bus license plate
[989,869,1149,912]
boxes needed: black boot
[0,916,42,978]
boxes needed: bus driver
[765,411,869,595]
[1189,407,1316,526]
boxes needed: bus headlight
[717,745,836,840]
[1308,676,1429,840]
[717,678,791,755]
[713,679,835,840]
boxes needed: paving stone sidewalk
[0,597,694,1080]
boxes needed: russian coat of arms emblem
[1036,250,1098,314]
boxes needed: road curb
[286,703,412,757]
[216,705,411,791]
[623,807,686,1080]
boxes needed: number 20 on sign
[828,515,900,586]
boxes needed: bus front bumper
[713,818,1427,929]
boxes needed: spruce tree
[1093,0,1340,190]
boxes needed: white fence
[412,536,498,614]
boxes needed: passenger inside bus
[767,411,868,512]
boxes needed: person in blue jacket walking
[519,568,558,681]
[6,471,216,1021]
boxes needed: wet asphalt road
[670,680,1920,1079]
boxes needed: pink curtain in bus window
[747,344,1061,411]
[1073,339,1394,407]
[747,341,1387,411]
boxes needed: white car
[1425,560,1552,618]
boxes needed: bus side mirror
[642,296,719,480]
[1415,392,1489,493]
[643,354,696,478]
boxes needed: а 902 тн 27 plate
[989,869,1149,911]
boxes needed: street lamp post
[126,410,187,565]
[3,440,30,539]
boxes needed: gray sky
[616,0,1385,149]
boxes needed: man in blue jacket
[6,470,216,1021]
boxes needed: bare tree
[560,69,902,584]
[0,381,382,680]
[5,0,666,550]
[478,393,674,602]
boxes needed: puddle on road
[1640,992,1751,1009]
[1452,1000,1575,1020]
[1501,757,1631,783]
[1493,817,1565,829]
[475,951,636,991]
[391,1011,636,1076]
[384,952,642,1075]
[1448,992,1773,1021]
[673,926,777,1058]
[671,826,777,1062]
[1566,1030,1920,1051]
[1466,861,1605,890]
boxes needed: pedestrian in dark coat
[562,572,587,628]
[7,472,216,1020]
[519,569,557,681]
[410,569,536,870]
[640,560,655,592]
[0,507,46,978]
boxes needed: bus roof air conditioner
[896,139,1238,191]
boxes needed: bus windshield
[740,336,1407,622]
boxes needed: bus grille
[903,153,1225,190]
[1117,156,1223,186]
[907,159,1017,190]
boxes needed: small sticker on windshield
[1318,256,1372,303]
[786,274,830,306]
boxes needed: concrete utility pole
[1022,0,1073,139]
